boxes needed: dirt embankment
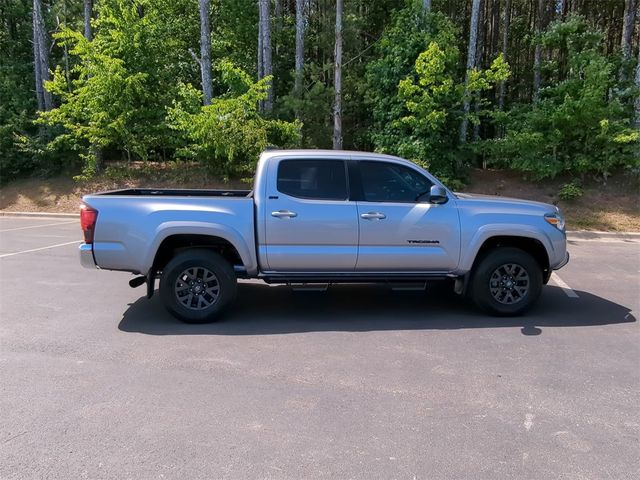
[465,169,640,232]
[1,163,638,231]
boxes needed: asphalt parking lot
[0,216,638,479]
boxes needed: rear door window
[277,160,348,200]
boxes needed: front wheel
[470,247,543,316]
[160,250,237,323]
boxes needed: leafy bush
[0,114,36,184]
[38,1,299,181]
[558,182,584,200]
[0,0,40,183]
[366,6,509,180]
[482,16,639,180]
[167,61,301,179]
[278,63,335,148]
[39,0,200,178]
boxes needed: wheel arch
[469,235,551,282]
[151,233,244,276]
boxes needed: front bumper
[79,243,97,269]
[553,251,570,270]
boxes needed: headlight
[544,210,565,231]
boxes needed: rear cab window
[277,159,348,200]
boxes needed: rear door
[354,160,461,272]
[264,158,358,272]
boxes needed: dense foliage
[1,0,38,179]
[482,15,639,179]
[367,7,510,183]
[0,0,638,185]
[168,61,301,179]
[37,0,298,178]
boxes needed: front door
[355,161,461,272]
[264,158,358,272]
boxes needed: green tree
[167,61,301,180]
[484,16,639,179]
[1,0,638,185]
[40,0,200,176]
[367,5,508,183]
[0,0,38,182]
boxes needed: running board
[260,272,453,284]
[292,282,427,292]
[390,282,428,292]
[290,283,329,292]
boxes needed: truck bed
[83,191,258,275]
[96,188,252,198]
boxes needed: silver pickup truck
[79,149,569,322]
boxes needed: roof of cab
[259,149,404,162]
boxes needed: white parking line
[0,240,81,258]
[550,273,579,298]
[0,221,77,232]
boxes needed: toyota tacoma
[79,150,569,322]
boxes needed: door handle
[271,210,298,218]
[360,212,386,220]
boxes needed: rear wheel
[470,247,542,316]
[160,250,237,323]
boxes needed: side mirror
[428,185,448,205]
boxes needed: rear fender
[143,222,257,276]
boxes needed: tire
[470,247,543,316]
[159,249,237,323]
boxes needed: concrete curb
[567,230,640,241]
[0,211,78,219]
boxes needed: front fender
[457,224,556,273]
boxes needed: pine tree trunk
[259,0,273,113]
[498,0,511,111]
[570,0,581,14]
[273,0,283,82]
[275,0,283,32]
[84,0,92,40]
[56,13,71,92]
[199,0,213,105]
[294,0,305,109]
[332,0,343,149]
[490,0,500,62]
[473,0,486,142]
[32,0,52,111]
[82,0,101,170]
[257,1,263,79]
[532,0,545,102]
[32,2,44,111]
[635,33,640,128]
[621,0,637,61]
[459,0,482,146]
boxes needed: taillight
[80,203,98,244]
